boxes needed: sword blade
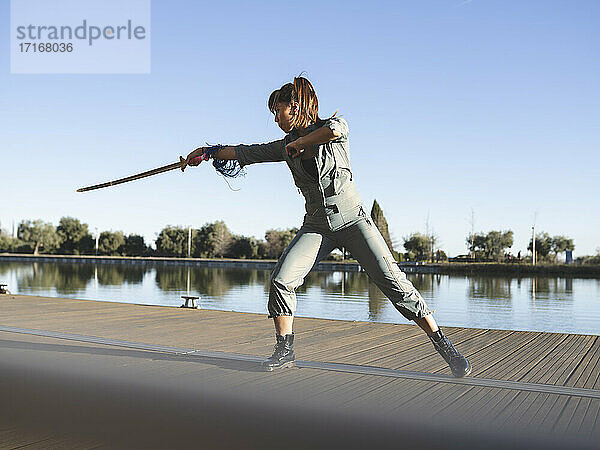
[77,160,183,192]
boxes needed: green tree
[123,234,147,256]
[228,235,259,259]
[485,230,514,261]
[0,232,23,253]
[403,233,430,261]
[551,235,575,262]
[209,221,232,258]
[263,228,298,259]
[579,250,600,265]
[528,232,553,261]
[98,231,126,256]
[257,239,270,259]
[156,226,187,257]
[17,220,61,254]
[370,200,394,254]
[466,232,488,260]
[435,249,448,262]
[527,233,574,262]
[56,217,93,255]
[194,221,233,258]
[467,230,513,261]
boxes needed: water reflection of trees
[469,276,513,300]
[0,262,31,276]
[95,264,147,286]
[4,260,583,319]
[14,262,149,294]
[408,274,440,296]
[300,270,427,322]
[154,266,269,297]
[466,276,576,303]
[18,263,95,294]
[530,277,575,301]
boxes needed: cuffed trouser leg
[341,218,432,321]
[268,226,338,318]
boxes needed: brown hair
[268,75,336,130]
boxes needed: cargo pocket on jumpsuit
[327,205,346,231]
[332,168,351,195]
[382,255,435,317]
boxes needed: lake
[1,260,599,335]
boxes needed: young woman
[183,76,471,377]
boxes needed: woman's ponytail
[268,75,337,130]
[292,76,319,129]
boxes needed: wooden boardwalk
[1,294,598,449]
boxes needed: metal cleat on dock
[180,295,200,309]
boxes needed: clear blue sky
[1,0,599,257]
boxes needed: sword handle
[179,154,206,172]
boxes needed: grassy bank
[426,262,600,277]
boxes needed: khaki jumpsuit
[234,116,432,321]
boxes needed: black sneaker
[261,333,295,371]
[429,330,471,378]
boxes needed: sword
[77,156,191,192]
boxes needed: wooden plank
[290,324,424,361]
[524,334,596,432]
[238,322,421,363]
[554,337,598,432]
[441,331,566,422]
[488,334,594,432]
[323,326,476,362]
[558,337,600,433]
[202,324,419,386]
[303,325,467,365]
[2,296,392,350]
[395,331,545,425]
[394,330,544,415]
[207,320,381,353]
[184,363,364,401]
[401,329,515,371]
[2,316,268,352]
[274,329,504,413]
[4,296,388,353]
[590,400,600,438]
[446,332,569,424]
[209,319,376,352]
[226,324,446,394]
[344,330,500,414]
[2,294,599,439]
[380,328,496,371]
[338,378,437,413]
[322,377,444,415]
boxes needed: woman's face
[273,101,295,133]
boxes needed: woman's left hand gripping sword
[76,154,206,193]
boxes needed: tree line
[396,230,576,263]
[155,223,300,259]
[0,216,303,259]
[0,202,580,263]
[0,201,395,260]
